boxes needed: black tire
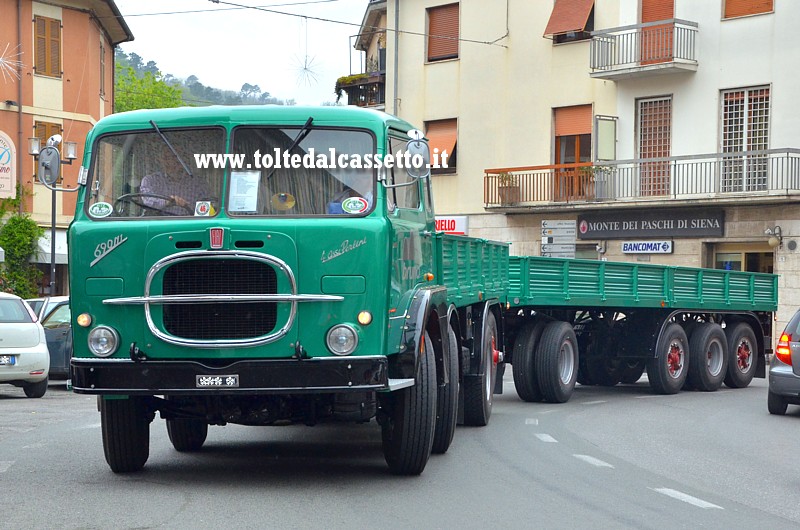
[724,323,758,388]
[535,321,579,403]
[768,390,788,415]
[619,360,646,384]
[463,312,499,426]
[586,356,622,387]
[23,377,48,398]
[100,397,150,473]
[167,418,209,452]
[432,327,459,454]
[647,323,689,395]
[512,321,546,402]
[687,323,728,392]
[382,332,437,475]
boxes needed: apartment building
[355,0,800,326]
[0,0,132,294]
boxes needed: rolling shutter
[428,4,459,61]
[724,0,773,19]
[554,105,592,137]
[425,119,457,161]
[641,0,674,23]
[543,0,595,37]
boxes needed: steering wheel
[114,192,194,216]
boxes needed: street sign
[542,244,576,253]
[542,220,576,229]
[542,227,577,237]
[542,235,577,244]
[542,252,576,258]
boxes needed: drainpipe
[17,0,24,214]
[393,0,399,115]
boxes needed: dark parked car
[768,309,800,415]
[41,299,72,380]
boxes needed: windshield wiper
[149,120,195,178]
[266,117,314,181]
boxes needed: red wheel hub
[667,344,682,376]
[737,341,752,370]
[491,336,501,365]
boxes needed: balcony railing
[484,149,800,208]
[340,74,385,108]
[590,19,698,79]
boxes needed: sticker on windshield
[89,202,113,218]
[341,197,368,214]
[195,201,212,216]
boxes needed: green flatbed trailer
[63,105,776,476]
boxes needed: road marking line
[525,419,539,425]
[634,395,665,399]
[651,488,723,509]
[581,400,607,405]
[0,461,13,473]
[535,433,558,443]
[573,454,614,468]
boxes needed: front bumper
[72,355,388,395]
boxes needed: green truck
[66,106,777,476]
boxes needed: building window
[543,0,595,44]
[34,16,61,78]
[637,96,672,196]
[34,121,63,182]
[427,4,459,62]
[100,41,106,97]
[424,119,457,174]
[721,86,770,192]
[554,105,592,201]
[724,0,773,19]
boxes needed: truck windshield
[228,127,375,216]
[86,128,225,219]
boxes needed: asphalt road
[1,374,799,529]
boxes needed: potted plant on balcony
[497,172,520,204]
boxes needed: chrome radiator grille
[162,259,278,339]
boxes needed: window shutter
[425,119,457,169]
[428,4,459,61]
[724,0,773,19]
[49,19,61,76]
[35,17,47,75]
[543,0,595,37]
[554,105,592,137]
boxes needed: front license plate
[0,355,16,366]
[196,375,239,388]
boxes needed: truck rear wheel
[381,332,437,475]
[432,327,459,454]
[535,321,578,403]
[101,397,150,473]
[723,323,757,388]
[167,418,209,452]
[512,321,545,402]
[463,312,499,425]
[647,323,689,394]
[687,323,728,391]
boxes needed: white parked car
[0,292,50,398]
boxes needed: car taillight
[775,332,793,365]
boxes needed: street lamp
[27,134,79,295]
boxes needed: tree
[0,214,43,297]
[114,64,183,113]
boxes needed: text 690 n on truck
[69,106,777,475]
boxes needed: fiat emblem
[210,228,224,249]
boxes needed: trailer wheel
[432,327,459,454]
[687,323,728,392]
[463,312,499,426]
[647,323,689,394]
[586,357,622,387]
[381,332,436,475]
[512,321,546,402]
[167,418,209,452]
[619,360,646,384]
[723,323,758,388]
[101,397,150,473]
[768,390,788,415]
[535,321,578,403]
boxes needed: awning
[33,229,68,265]
[543,0,595,37]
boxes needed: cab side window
[388,137,421,210]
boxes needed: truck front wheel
[535,321,578,403]
[100,397,151,473]
[647,323,689,394]
[463,312,499,425]
[381,332,437,475]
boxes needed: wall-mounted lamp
[765,225,783,248]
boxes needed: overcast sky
[113,0,369,105]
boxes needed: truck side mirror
[405,137,430,180]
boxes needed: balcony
[336,73,386,109]
[590,19,698,80]
[484,149,800,211]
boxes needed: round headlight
[326,325,358,356]
[88,326,120,357]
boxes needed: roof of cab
[88,105,416,137]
